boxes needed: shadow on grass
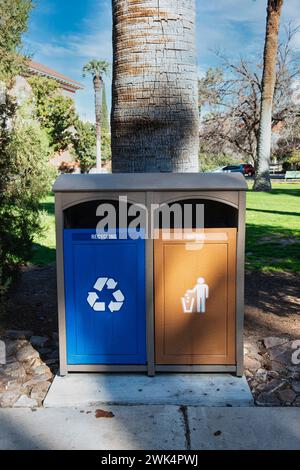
[31,243,56,266]
[40,200,55,217]
[248,208,300,217]
[246,223,300,274]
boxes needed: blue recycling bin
[63,229,146,365]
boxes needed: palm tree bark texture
[254,0,283,191]
[111,0,200,173]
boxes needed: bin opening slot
[63,200,141,229]
[155,199,238,229]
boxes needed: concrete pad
[189,407,300,450]
[44,373,253,407]
[0,406,185,450]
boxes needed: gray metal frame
[53,174,247,376]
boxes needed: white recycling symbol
[87,277,125,313]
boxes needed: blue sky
[24,0,300,122]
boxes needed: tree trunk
[94,75,102,172]
[254,0,283,191]
[111,0,200,173]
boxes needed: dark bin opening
[64,200,142,229]
[155,199,238,229]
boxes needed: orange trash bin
[154,228,237,366]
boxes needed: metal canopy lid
[52,173,248,193]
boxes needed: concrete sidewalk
[1,406,300,450]
[44,373,253,407]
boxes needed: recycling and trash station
[53,173,247,376]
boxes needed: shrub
[0,92,55,283]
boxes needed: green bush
[0,93,55,283]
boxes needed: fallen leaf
[95,409,115,419]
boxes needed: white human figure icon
[192,277,209,313]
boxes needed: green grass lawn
[246,183,300,274]
[32,183,300,274]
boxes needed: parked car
[211,164,255,177]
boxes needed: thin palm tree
[111,0,199,173]
[83,60,110,172]
[254,0,284,191]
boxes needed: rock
[256,392,280,407]
[292,397,300,407]
[0,362,27,381]
[256,378,285,394]
[16,343,39,363]
[5,330,33,340]
[263,337,288,349]
[23,374,52,387]
[244,356,261,371]
[266,370,280,380]
[255,368,268,382]
[32,364,52,379]
[14,395,38,408]
[0,376,10,393]
[270,360,287,374]
[277,388,296,405]
[30,381,50,405]
[4,339,27,357]
[30,336,49,348]
[0,390,20,407]
[291,381,300,394]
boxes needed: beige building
[28,60,84,98]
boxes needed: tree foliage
[72,120,96,174]
[0,0,33,82]
[28,75,78,151]
[72,120,112,173]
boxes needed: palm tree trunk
[94,75,102,172]
[111,0,200,173]
[254,0,283,191]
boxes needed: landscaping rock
[244,356,261,371]
[0,362,27,381]
[263,337,288,349]
[0,376,10,393]
[277,389,296,405]
[291,381,300,394]
[255,368,268,382]
[23,374,52,387]
[30,381,50,405]
[4,339,27,357]
[0,390,20,407]
[32,364,52,379]
[30,336,49,348]
[5,330,33,340]
[292,397,300,407]
[16,343,39,363]
[14,395,38,408]
[256,378,285,394]
[256,392,280,407]
[269,360,286,374]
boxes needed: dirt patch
[0,264,58,338]
[245,270,300,340]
